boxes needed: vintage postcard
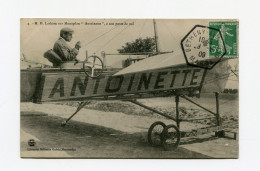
[20,18,239,158]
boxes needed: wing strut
[61,101,90,126]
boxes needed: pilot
[53,27,81,63]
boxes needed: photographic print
[20,18,239,158]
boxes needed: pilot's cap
[60,27,74,36]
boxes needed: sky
[20,19,220,62]
[20,18,238,88]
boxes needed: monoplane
[21,20,237,150]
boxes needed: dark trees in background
[117,37,156,54]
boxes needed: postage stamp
[209,21,238,58]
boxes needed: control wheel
[83,55,103,78]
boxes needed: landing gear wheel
[161,124,180,150]
[148,121,166,147]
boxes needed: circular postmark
[181,25,226,69]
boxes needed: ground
[20,93,238,158]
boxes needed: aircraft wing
[113,52,232,94]
[113,52,187,76]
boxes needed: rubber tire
[148,121,166,147]
[162,124,180,150]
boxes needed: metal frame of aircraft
[21,52,237,150]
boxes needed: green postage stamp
[209,21,238,58]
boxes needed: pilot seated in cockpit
[44,27,81,67]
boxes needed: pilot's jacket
[53,37,79,61]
